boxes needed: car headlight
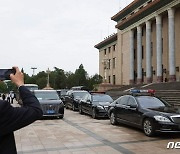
[154,115,171,122]
[97,106,104,109]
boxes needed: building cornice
[94,33,117,49]
[121,0,180,33]
[115,0,175,30]
[111,0,149,22]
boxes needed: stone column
[129,29,134,84]
[168,8,176,82]
[146,21,152,83]
[156,15,162,82]
[137,26,142,84]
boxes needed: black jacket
[0,86,43,154]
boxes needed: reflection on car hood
[94,102,110,106]
[38,99,62,104]
[148,106,180,115]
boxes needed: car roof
[73,90,89,93]
[34,90,57,92]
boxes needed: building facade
[95,0,180,85]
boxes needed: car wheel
[110,112,117,125]
[143,118,155,137]
[79,105,83,114]
[92,108,97,119]
[65,104,68,109]
[72,104,75,111]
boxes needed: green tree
[0,82,8,93]
[74,64,87,86]
[51,67,67,89]
[66,71,76,89]
[34,71,47,89]
[88,74,103,90]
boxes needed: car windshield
[92,94,113,102]
[74,92,89,99]
[34,91,59,100]
[26,86,38,91]
[136,96,169,109]
[61,91,67,95]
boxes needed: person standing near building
[7,93,10,103]
[0,67,43,154]
[10,92,15,104]
[2,93,6,100]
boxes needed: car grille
[104,106,109,111]
[171,115,180,124]
[41,104,60,114]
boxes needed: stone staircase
[155,90,180,107]
[106,82,180,107]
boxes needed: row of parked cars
[22,85,180,137]
[63,88,180,137]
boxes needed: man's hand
[10,67,24,87]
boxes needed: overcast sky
[0,0,133,76]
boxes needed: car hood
[93,102,111,106]
[147,106,180,115]
[38,99,62,104]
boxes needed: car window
[34,91,59,100]
[87,94,91,101]
[92,94,113,102]
[136,96,169,108]
[82,94,90,101]
[73,92,89,99]
[116,96,129,105]
[128,97,137,107]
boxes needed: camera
[0,69,16,80]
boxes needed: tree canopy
[0,64,102,93]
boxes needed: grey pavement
[12,100,180,154]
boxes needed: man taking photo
[0,67,43,154]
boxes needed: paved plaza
[14,103,180,154]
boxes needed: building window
[104,49,106,55]
[113,75,116,85]
[151,24,153,32]
[108,59,111,69]
[142,27,144,36]
[142,46,144,59]
[108,76,111,83]
[134,49,136,59]
[108,47,111,53]
[113,58,116,68]
[134,31,136,38]
[113,45,116,51]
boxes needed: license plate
[47,110,55,114]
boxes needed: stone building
[95,0,180,85]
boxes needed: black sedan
[79,93,113,119]
[108,93,180,136]
[33,90,64,118]
[65,90,89,111]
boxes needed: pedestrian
[10,92,15,104]
[2,93,6,100]
[0,67,43,154]
[7,93,10,103]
